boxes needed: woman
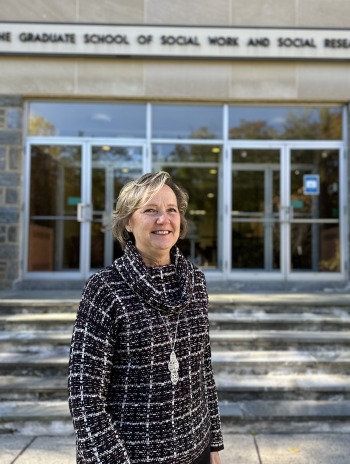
[68,171,224,464]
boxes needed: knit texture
[68,242,224,464]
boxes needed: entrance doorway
[24,139,345,282]
[25,142,145,278]
[230,142,345,279]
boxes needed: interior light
[322,151,328,158]
[209,169,217,175]
[122,168,129,173]
[207,193,215,198]
[295,170,300,175]
[241,151,247,158]
[189,210,206,215]
[212,147,221,153]
[91,113,112,122]
[102,145,110,151]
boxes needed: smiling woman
[68,171,224,464]
[125,184,181,266]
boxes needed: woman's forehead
[143,185,177,204]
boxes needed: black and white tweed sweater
[68,242,224,464]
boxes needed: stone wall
[0,96,22,289]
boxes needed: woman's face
[127,185,181,265]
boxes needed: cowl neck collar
[113,242,195,315]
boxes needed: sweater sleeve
[197,270,224,452]
[202,332,225,452]
[68,276,130,464]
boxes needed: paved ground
[1,433,349,463]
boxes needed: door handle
[280,206,294,223]
[77,203,92,222]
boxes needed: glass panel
[152,144,220,269]
[28,145,81,271]
[291,224,340,272]
[290,149,340,273]
[229,106,342,140]
[90,146,143,270]
[232,149,280,270]
[152,104,223,139]
[28,102,146,138]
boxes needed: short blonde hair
[112,171,189,249]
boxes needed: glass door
[230,143,345,279]
[287,147,342,276]
[231,148,281,272]
[26,141,145,278]
[27,144,82,273]
[88,144,144,272]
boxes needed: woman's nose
[156,211,170,223]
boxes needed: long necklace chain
[159,311,181,385]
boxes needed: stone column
[0,96,22,289]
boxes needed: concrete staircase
[0,293,350,435]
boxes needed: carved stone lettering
[208,36,239,46]
[161,35,200,46]
[247,37,270,47]
[324,38,350,48]
[0,32,11,42]
[278,37,317,48]
[19,32,75,43]
[84,34,129,44]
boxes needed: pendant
[168,350,179,385]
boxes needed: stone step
[2,311,350,331]
[0,330,349,352]
[210,312,350,331]
[0,312,76,332]
[208,293,350,309]
[0,331,72,346]
[210,330,350,350]
[2,293,350,314]
[1,399,350,435]
[0,376,67,400]
[1,373,349,401]
[216,373,350,392]
[0,300,79,315]
[216,373,350,401]
[219,400,350,433]
[0,350,349,376]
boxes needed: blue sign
[303,174,320,195]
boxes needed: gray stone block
[7,225,18,242]
[0,435,33,464]
[5,188,18,205]
[0,131,21,145]
[0,147,5,170]
[9,147,21,170]
[0,207,19,223]
[221,433,260,464]
[15,436,76,464]
[6,260,19,279]
[0,172,20,187]
[6,108,22,129]
[0,244,18,259]
[0,96,22,107]
[257,433,350,464]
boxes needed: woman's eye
[144,208,156,213]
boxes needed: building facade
[1,0,350,290]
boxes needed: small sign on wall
[303,174,320,195]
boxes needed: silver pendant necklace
[159,312,181,385]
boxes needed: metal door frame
[285,141,346,281]
[85,140,147,277]
[23,137,147,280]
[227,140,346,281]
